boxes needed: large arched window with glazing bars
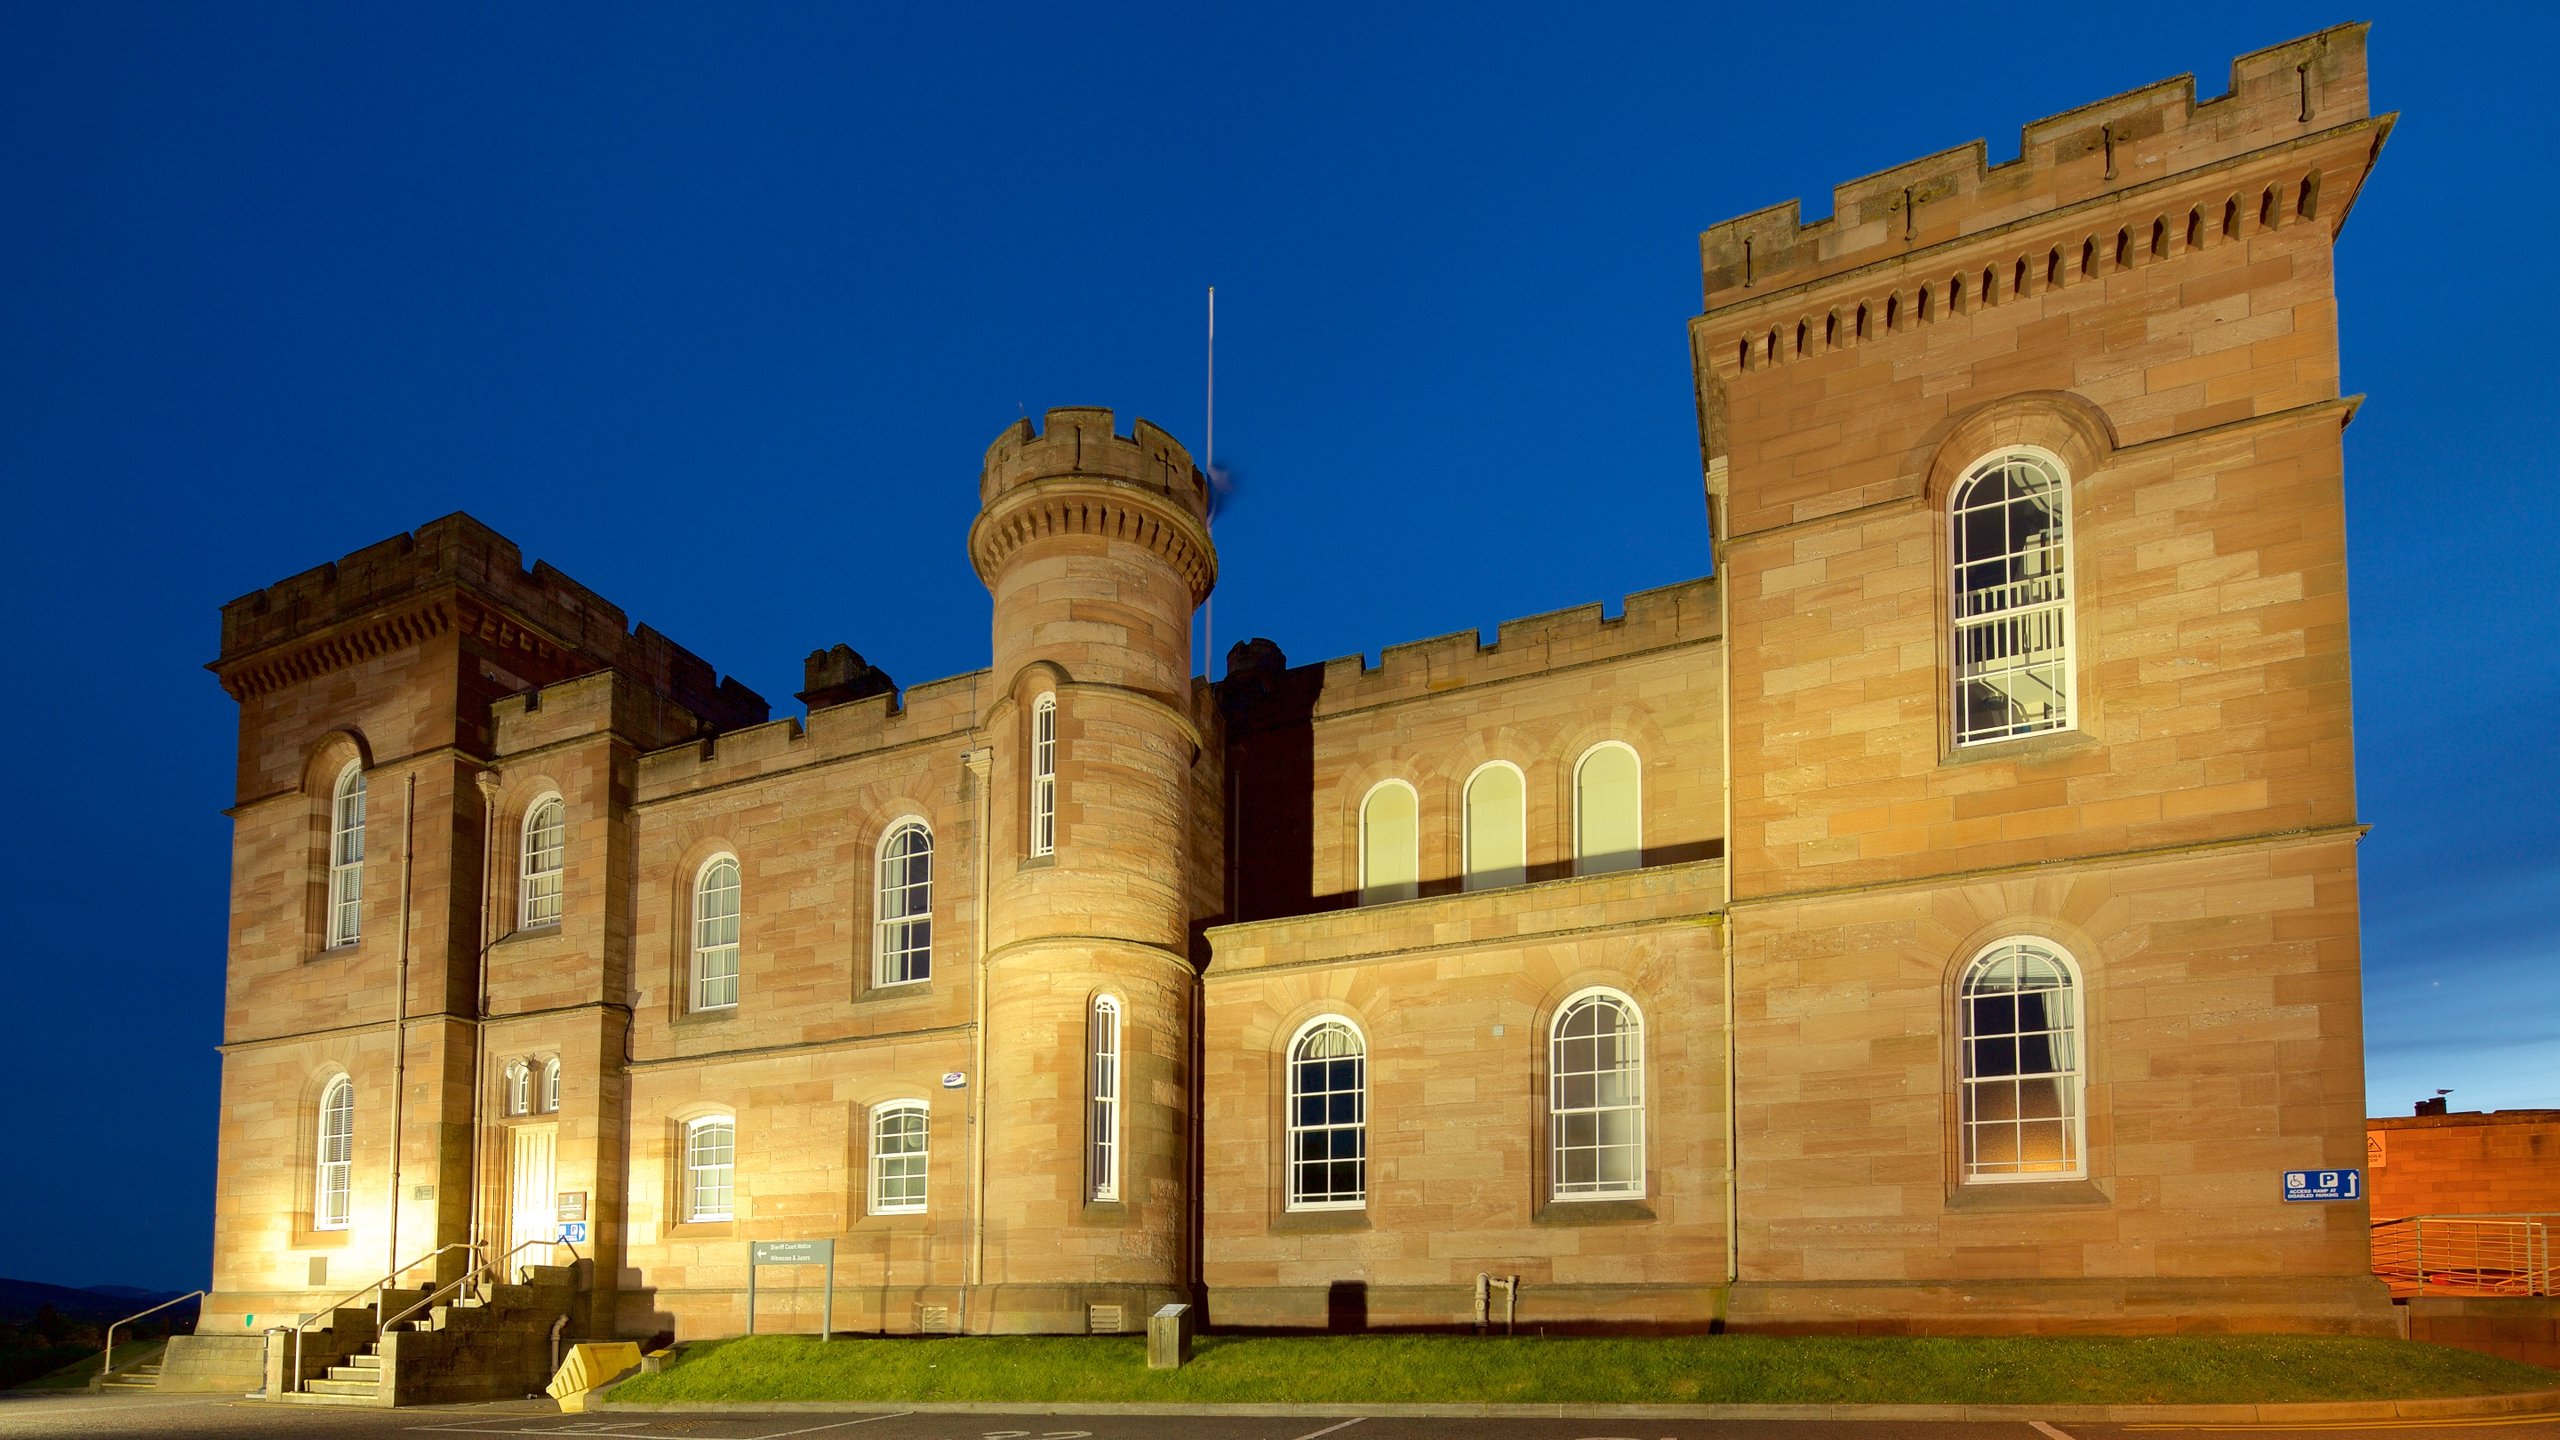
[873,820,932,987]
[314,1075,354,1230]
[1549,989,1644,1200]
[1285,1017,1367,1210]
[326,762,366,948]
[520,794,565,929]
[1950,449,2074,746]
[691,856,741,1011]
[1088,995,1122,1202]
[1958,939,2085,1182]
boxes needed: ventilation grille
[915,1304,952,1334]
[1087,1303,1125,1334]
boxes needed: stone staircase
[96,1357,164,1391]
[278,1263,579,1407]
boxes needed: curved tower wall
[968,406,1214,1331]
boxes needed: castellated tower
[967,406,1216,1332]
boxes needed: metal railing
[287,1242,479,1396]
[102,1289,205,1382]
[379,1237,581,1335]
[2372,1213,2557,1296]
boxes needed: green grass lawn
[9,1337,164,1391]
[607,1332,2560,1408]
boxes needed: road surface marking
[411,1414,912,1439]
[2127,1414,2560,1431]
[2031,1423,2078,1440]
[1290,1422,1366,1440]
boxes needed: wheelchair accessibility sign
[2282,1169,2361,1201]
[558,1221,589,1242]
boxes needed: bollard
[1147,1303,1193,1369]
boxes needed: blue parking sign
[558,1221,589,1242]
[2281,1169,2361,1201]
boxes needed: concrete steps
[97,1361,163,1391]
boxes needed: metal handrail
[2371,1213,2557,1297]
[288,1242,480,1396]
[102,1289,205,1382]
[380,1237,581,1335]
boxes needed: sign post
[746,1239,836,1340]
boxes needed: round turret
[967,407,1215,1333]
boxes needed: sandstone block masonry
[205,24,2395,1346]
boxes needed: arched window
[520,795,565,929]
[1959,939,2085,1181]
[1030,693,1058,857]
[315,1076,354,1230]
[502,1059,531,1117]
[691,856,741,1011]
[540,1057,561,1115]
[1550,989,1644,1200]
[684,1116,734,1221]
[1463,762,1526,891]
[1573,743,1642,876]
[868,1101,930,1215]
[327,762,366,948]
[1088,995,1123,1202]
[1285,1018,1366,1210]
[873,821,933,987]
[1357,781,1418,905]
[1950,449,2074,746]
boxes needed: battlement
[1700,24,2376,314]
[212,512,768,729]
[979,406,1208,521]
[1222,577,1718,729]
[632,667,987,803]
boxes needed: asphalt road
[0,1394,2553,1440]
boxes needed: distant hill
[0,1280,190,1324]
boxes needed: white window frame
[1461,760,1528,892]
[1088,995,1123,1202]
[872,819,933,987]
[1284,1016,1367,1211]
[683,1116,735,1222]
[1549,987,1646,1201]
[502,1059,531,1117]
[1030,693,1058,857]
[519,793,565,930]
[326,762,366,948]
[690,855,741,1012]
[315,1075,354,1231]
[1571,741,1644,876]
[1356,779,1419,905]
[540,1057,561,1114]
[1958,938,2088,1184]
[1949,446,2075,747]
[868,1101,930,1215]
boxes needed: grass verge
[608,1333,2560,1408]
[10,1338,164,1392]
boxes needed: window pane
[1549,993,1644,1199]
[1960,941,2084,1179]
[1575,745,1641,874]
[1951,455,2072,745]
[1464,765,1526,891]
[1360,785,1417,904]
[1286,1021,1366,1207]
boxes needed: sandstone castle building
[206,27,2398,1356]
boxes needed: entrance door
[507,1125,558,1268]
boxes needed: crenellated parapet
[1223,577,1718,731]
[969,406,1215,604]
[211,512,767,730]
[1698,24,2381,322]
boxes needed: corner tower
[968,406,1216,1332]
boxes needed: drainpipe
[1713,459,1740,1292]
[960,746,993,1334]
[469,770,500,1280]
[388,773,416,1287]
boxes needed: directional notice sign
[2281,1168,2362,1202]
[747,1240,837,1340]
[557,1221,589,1243]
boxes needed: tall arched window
[502,1059,531,1117]
[1959,939,2085,1181]
[1950,449,2074,745]
[691,856,741,1011]
[315,1076,354,1230]
[1550,988,1644,1200]
[1358,781,1418,905]
[1088,995,1123,1202]
[684,1116,734,1221]
[1573,743,1642,876]
[1463,762,1527,891]
[540,1057,561,1115]
[868,1101,930,1215]
[1030,693,1058,857]
[327,762,366,948]
[873,821,933,987]
[520,794,565,929]
[1285,1018,1366,1210]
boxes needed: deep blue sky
[3,3,2552,1291]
